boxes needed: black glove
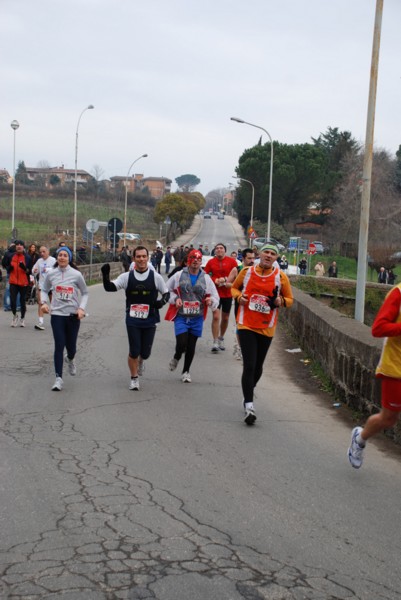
[155,291,170,309]
[19,262,27,271]
[101,263,110,277]
[267,286,279,310]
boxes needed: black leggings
[238,329,272,404]
[10,284,27,318]
[174,332,199,373]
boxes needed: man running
[227,248,255,361]
[32,245,56,330]
[101,246,169,391]
[231,243,293,425]
[204,243,238,352]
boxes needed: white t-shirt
[32,256,57,288]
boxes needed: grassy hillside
[0,192,160,248]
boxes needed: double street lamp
[230,117,273,240]
[232,175,255,246]
[10,119,20,238]
[123,154,148,246]
[73,104,94,256]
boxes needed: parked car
[203,213,212,219]
[253,237,285,252]
[217,213,224,220]
[311,241,324,254]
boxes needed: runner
[204,243,238,353]
[231,243,293,425]
[32,245,56,330]
[165,249,219,382]
[41,247,88,391]
[2,240,32,327]
[348,283,401,468]
[101,246,169,391]
[227,248,255,360]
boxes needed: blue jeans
[51,314,81,377]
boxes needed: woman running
[41,247,88,391]
[166,249,219,382]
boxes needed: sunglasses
[14,240,25,246]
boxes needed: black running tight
[174,332,199,373]
[238,329,272,404]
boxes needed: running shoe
[348,426,365,469]
[138,358,145,376]
[181,371,192,383]
[66,357,77,376]
[211,341,219,353]
[129,378,140,391]
[52,377,63,391]
[169,357,178,371]
[244,408,257,426]
[11,316,18,327]
[35,323,45,331]
[218,336,225,351]
[19,319,25,327]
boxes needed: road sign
[250,231,257,239]
[308,243,317,255]
[108,217,123,233]
[86,218,100,234]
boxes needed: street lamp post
[73,104,94,256]
[124,154,148,246]
[232,175,255,245]
[230,117,273,240]
[10,120,20,238]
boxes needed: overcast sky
[1,0,400,196]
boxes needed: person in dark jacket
[328,261,338,278]
[298,257,307,275]
[378,267,388,284]
[3,240,32,326]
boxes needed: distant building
[109,174,172,200]
[25,165,92,187]
[0,168,11,183]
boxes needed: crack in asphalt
[0,410,389,600]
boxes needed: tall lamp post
[233,175,255,245]
[10,120,20,238]
[230,117,273,240]
[123,154,148,246]
[73,104,94,256]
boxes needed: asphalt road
[1,215,401,599]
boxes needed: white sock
[244,402,254,411]
[39,317,44,325]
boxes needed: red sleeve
[372,288,401,338]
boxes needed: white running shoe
[138,358,145,376]
[181,371,192,383]
[66,357,77,376]
[35,323,45,331]
[244,408,257,426]
[218,336,225,351]
[19,319,25,327]
[211,340,219,353]
[348,426,365,469]
[129,378,140,391]
[169,357,178,371]
[11,316,18,327]
[52,377,63,391]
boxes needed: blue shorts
[174,314,203,337]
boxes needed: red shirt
[204,255,238,298]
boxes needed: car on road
[217,213,224,220]
[252,237,285,252]
[203,213,212,219]
[311,241,324,254]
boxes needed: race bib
[55,285,74,301]
[182,300,201,315]
[249,294,270,314]
[130,304,149,319]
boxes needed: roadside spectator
[120,246,131,272]
[388,269,396,286]
[328,261,338,278]
[155,246,163,274]
[298,257,307,275]
[314,261,325,277]
[173,245,184,267]
[378,267,388,284]
[164,246,172,274]
[28,243,40,266]
[279,255,289,272]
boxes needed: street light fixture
[123,153,148,246]
[10,120,20,238]
[233,175,255,245]
[230,116,273,240]
[73,104,94,256]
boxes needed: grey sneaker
[66,357,77,376]
[181,371,192,383]
[11,316,18,327]
[35,323,45,331]
[52,377,63,391]
[348,426,365,469]
[138,358,145,376]
[169,357,178,371]
[19,319,25,327]
[244,408,257,426]
[129,378,140,391]
[211,340,219,353]
[218,336,225,350]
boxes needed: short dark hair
[133,246,149,257]
[214,243,226,252]
[242,248,254,259]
